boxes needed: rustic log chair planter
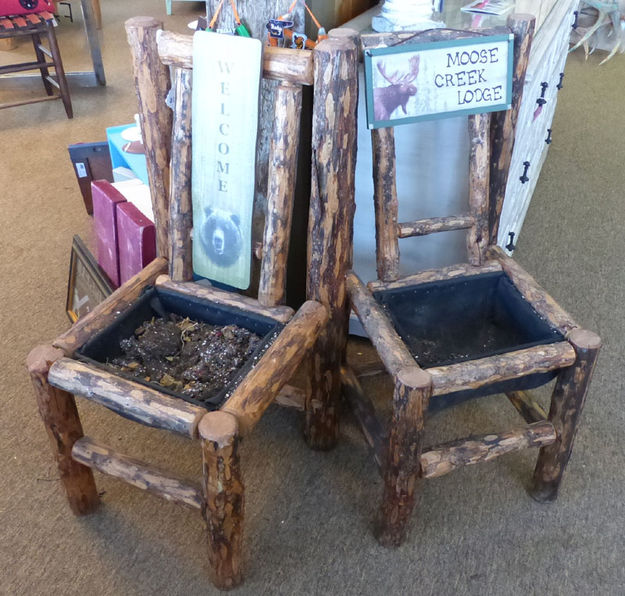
[332,16,602,547]
[27,17,358,590]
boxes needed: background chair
[339,16,601,547]
[27,17,358,589]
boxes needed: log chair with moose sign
[27,17,358,590]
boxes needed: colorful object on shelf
[0,0,54,17]
[266,0,326,49]
[205,0,250,36]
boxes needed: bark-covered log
[71,436,203,509]
[154,275,294,323]
[371,127,399,281]
[305,36,358,450]
[199,412,244,590]
[398,214,475,238]
[531,329,601,502]
[487,245,579,334]
[489,15,535,243]
[168,67,193,282]
[125,17,172,258]
[466,112,491,266]
[506,390,548,424]
[347,271,415,376]
[223,301,328,435]
[26,345,99,515]
[274,384,305,411]
[367,260,502,293]
[362,27,510,50]
[48,358,206,438]
[258,82,303,307]
[376,366,431,547]
[54,257,168,356]
[428,342,577,397]
[420,420,556,479]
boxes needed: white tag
[75,162,88,178]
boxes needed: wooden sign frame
[364,34,514,129]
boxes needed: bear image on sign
[199,207,243,268]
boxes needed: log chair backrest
[126,18,315,308]
[364,16,535,283]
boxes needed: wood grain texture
[420,420,556,479]
[487,245,579,334]
[258,82,302,306]
[531,329,601,502]
[223,301,328,435]
[199,412,244,590]
[489,15,535,244]
[371,127,399,281]
[154,275,294,323]
[398,214,475,238]
[71,437,203,509]
[376,366,431,547]
[26,345,99,515]
[48,358,206,438]
[506,390,548,424]
[466,112,491,266]
[54,257,168,356]
[305,36,359,450]
[168,67,193,282]
[361,27,511,50]
[125,17,172,258]
[428,342,577,397]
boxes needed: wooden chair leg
[44,22,72,118]
[376,367,431,547]
[199,412,244,590]
[27,345,99,515]
[530,329,601,502]
[31,33,53,96]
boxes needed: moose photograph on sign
[364,34,514,129]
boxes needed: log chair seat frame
[27,17,358,590]
[338,18,602,547]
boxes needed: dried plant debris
[108,314,262,403]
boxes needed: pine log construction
[305,36,358,450]
[531,329,601,502]
[489,14,536,244]
[371,127,400,281]
[398,215,475,238]
[199,412,244,590]
[71,437,203,509]
[125,17,172,258]
[487,245,579,334]
[156,30,314,86]
[376,366,431,547]
[168,67,193,282]
[47,358,206,438]
[258,82,302,307]
[506,390,548,424]
[420,420,556,479]
[466,113,491,266]
[428,342,576,397]
[223,301,328,435]
[26,345,100,515]
[154,275,294,324]
[54,257,168,356]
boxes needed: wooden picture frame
[66,235,114,323]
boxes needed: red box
[117,201,156,285]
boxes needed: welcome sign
[364,34,514,129]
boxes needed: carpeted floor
[1,2,624,594]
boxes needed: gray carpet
[1,2,624,594]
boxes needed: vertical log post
[530,329,601,502]
[376,366,432,547]
[305,35,359,450]
[125,17,173,259]
[489,14,535,244]
[199,412,244,590]
[26,345,100,515]
[168,67,194,282]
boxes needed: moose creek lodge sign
[364,34,514,129]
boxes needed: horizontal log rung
[398,215,475,238]
[420,420,556,479]
[0,60,51,75]
[0,95,59,110]
[72,437,203,510]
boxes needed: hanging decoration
[266,0,327,49]
[199,0,251,36]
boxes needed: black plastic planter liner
[373,272,565,410]
[77,286,284,411]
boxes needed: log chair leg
[376,366,432,547]
[530,329,601,503]
[199,412,244,590]
[26,345,99,515]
